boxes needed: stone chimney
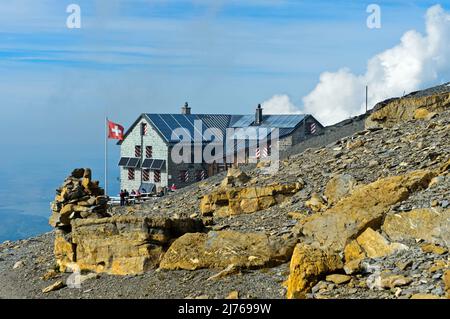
[181,102,191,115]
[255,104,263,125]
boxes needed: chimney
[181,102,191,115]
[255,104,263,125]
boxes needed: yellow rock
[382,208,450,247]
[305,193,327,212]
[428,260,449,273]
[226,291,239,299]
[413,108,434,120]
[344,240,366,262]
[344,259,363,275]
[365,92,450,129]
[54,232,76,272]
[160,231,296,271]
[325,274,351,285]
[421,243,448,255]
[379,273,412,289]
[297,170,434,252]
[288,212,307,220]
[356,228,407,258]
[42,280,65,293]
[444,270,450,297]
[200,183,302,217]
[324,174,357,205]
[54,216,202,276]
[286,243,343,299]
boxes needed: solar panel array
[231,114,305,128]
[118,157,141,168]
[145,113,306,143]
[142,159,166,170]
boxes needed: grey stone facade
[120,118,169,192]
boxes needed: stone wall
[120,116,169,191]
[281,114,367,159]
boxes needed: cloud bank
[263,5,450,125]
[261,94,302,114]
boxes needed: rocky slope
[0,86,449,299]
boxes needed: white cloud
[261,94,302,114]
[300,4,450,125]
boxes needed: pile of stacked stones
[49,168,110,230]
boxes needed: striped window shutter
[128,168,135,180]
[154,170,161,183]
[146,146,153,158]
[143,169,150,181]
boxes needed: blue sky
[1,1,448,147]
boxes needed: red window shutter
[128,168,135,180]
[146,146,153,158]
[135,145,142,158]
[154,170,161,183]
[143,169,150,181]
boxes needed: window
[141,123,148,136]
[179,170,188,183]
[135,145,142,158]
[128,168,135,180]
[143,169,150,182]
[146,146,153,158]
[196,170,207,181]
[154,170,161,183]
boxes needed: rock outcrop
[294,169,434,252]
[200,182,303,217]
[365,92,450,129]
[160,230,297,271]
[56,216,204,274]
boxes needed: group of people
[119,189,130,206]
[119,189,143,206]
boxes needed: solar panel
[127,158,140,168]
[142,159,154,168]
[151,159,165,170]
[118,157,130,166]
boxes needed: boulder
[421,243,448,255]
[159,230,297,271]
[382,208,450,247]
[295,170,434,252]
[200,183,302,217]
[355,228,408,258]
[221,168,251,187]
[286,243,343,299]
[324,174,357,205]
[325,274,351,285]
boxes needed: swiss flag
[107,120,124,140]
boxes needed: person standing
[119,190,125,207]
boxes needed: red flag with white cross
[107,120,124,140]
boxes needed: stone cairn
[49,168,110,230]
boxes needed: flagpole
[105,116,108,197]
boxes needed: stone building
[118,103,323,192]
